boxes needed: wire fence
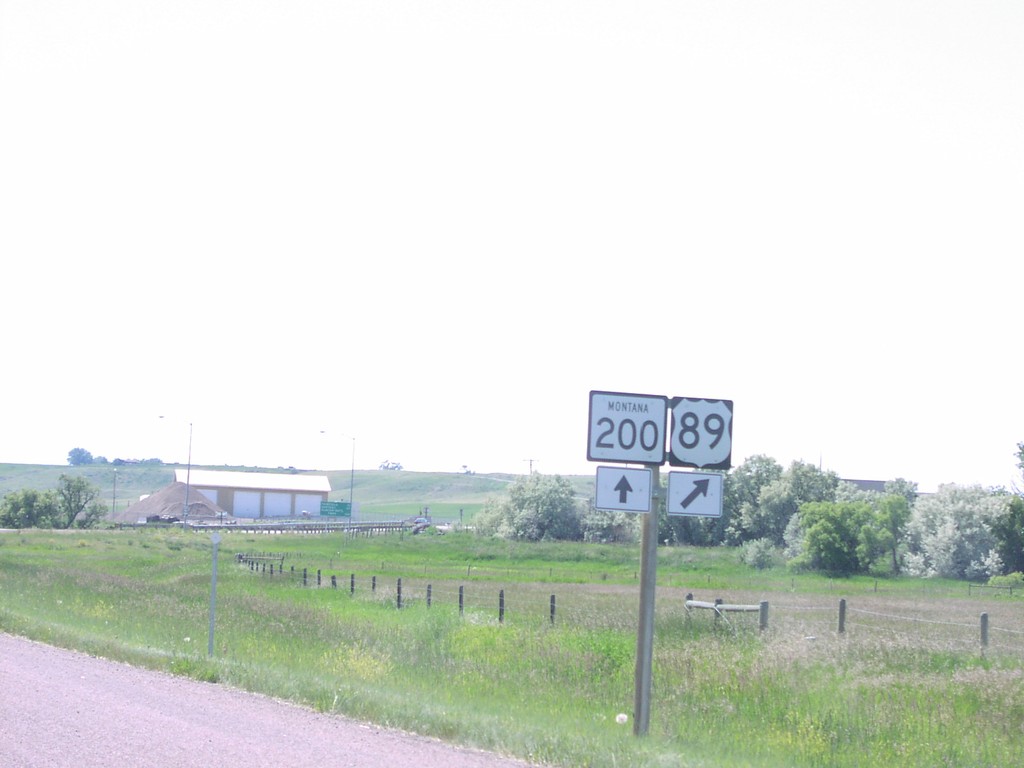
[236,555,1024,656]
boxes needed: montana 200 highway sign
[587,391,667,465]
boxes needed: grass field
[2,527,1023,767]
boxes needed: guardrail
[193,521,410,535]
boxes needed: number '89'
[675,411,726,450]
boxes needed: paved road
[0,633,536,768]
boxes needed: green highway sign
[320,500,351,517]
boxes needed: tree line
[9,445,1024,581]
[0,475,106,529]
[475,446,1024,581]
[67,447,162,466]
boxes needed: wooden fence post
[350,574,355,595]
[981,612,989,651]
[372,575,376,593]
[397,578,403,609]
[303,568,307,587]
[499,589,505,624]
[550,594,556,625]
[714,597,723,625]
[838,599,847,634]
[459,585,464,616]
[317,569,321,587]
[427,584,432,608]
[331,574,337,589]
[759,601,769,632]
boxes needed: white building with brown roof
[174,469,331,518]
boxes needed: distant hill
[0,463,595,523]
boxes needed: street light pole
[184,421,193,526]
[321,430,356,518]
[349,436,355,512]
[161,416,193,527]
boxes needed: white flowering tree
[474,474,583,541]
[904,484,1009,579]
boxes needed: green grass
[2,528,1023,767]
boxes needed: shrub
[739,538,776,570]
[988,571,1024,588]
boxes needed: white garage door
[194,488,219,505]
[295,494,322,517]
[263,492,292,517]
[233,491,262,518]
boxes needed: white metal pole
[208,533,221,656]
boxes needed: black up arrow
[614,475,633,504]
[679,479,710,510]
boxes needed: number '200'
[595,417,660,452]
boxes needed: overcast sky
[2,1,1021,492]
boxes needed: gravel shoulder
[0,633,538,768]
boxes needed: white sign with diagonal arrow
[667,471,723,518]
[595,466,653,513]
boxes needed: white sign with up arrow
[595,466,653,513]
[667,471,723,518]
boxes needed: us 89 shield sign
[668,397,733,470]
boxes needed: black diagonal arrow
[679,478,710,510]
[614,475,634,504]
